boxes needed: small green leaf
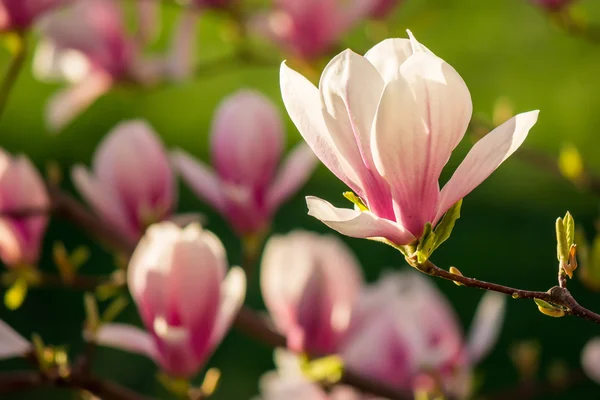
[564,212,575,248]
[416,223,435,264]
[84,293,100,334]
[343,192,368,211]
[555,217,568,264]
[5,277,28,310]
[102,295,129,323]
[432,199,462,252]
[69,246,90,272]
[53,241,74,283]
[558,143,584,182]
[157,372,191,396]
[534,299,565,318]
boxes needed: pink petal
[135,0,162,45]
[466,292,505,364]
[266,143,318,211]
[95,323,158,361]
[163,9,200,81]
[46,71,113,133]
[306,196,415,245]
[371,51,472,236]
[0,319,30,359]
[171,149,225,213]
[434,110,539,224]
[280,62,362,193]
[208,266,247,348]
[582,337,600,384]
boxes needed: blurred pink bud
[0,0,66,32]
[582,337,600,384]
[251,0,372,60]
[281,31,539,245]
[530,0,574,11]
[261,231,362,354]
[33,0,166,131]
[72,120,175,241]
[96,222,246,377]
[0,319,31,359]
[368,0,401,19]
[192,0,237,9]
[172,90,317,236]
[0,150,49,267]
[341,271,505,398]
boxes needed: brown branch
[416,260,600,324]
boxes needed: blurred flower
[341,271,505,398]
[368,0,402,19]
[280,31,539,246]
[261,231,362,354]
[96,222,246,378]
[72,120,175,241]
[258,350,364,400]
[0,0,67,32]
[0,318,31,359]
[530,0,574,11]
[251,0,372,60]
[191,0,237,9]
[33,0,197,132]
[0,150,49,267]
[172,90,317,236]
[582,337,600,384]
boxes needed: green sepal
[431,199,462,252]
[534,299,566,318]
[416,223,435,264]
[5,277,27,310]
[343,191,368,211]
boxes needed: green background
[1,0,600,398]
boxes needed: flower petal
[466,292,506,363]
[0,319,30,360]
[435,110,539,224]
[171,149,225,213]
[582,337,600,384]
[267,143,318,211]
[95,323,158,361]
[208,266,247,348]
[163,9,200,81]
[45,72,113,133]
[306,196,415,245]
[280,62,362,193]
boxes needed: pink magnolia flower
[261,231,362,355]
[192,0,236,9]
[251,0,372,60]
[368,0,401,19]
[530,0,574,11]
[33,0,197,132]
[72,120,175,242]
[0,150,49,267]
[172,90,317,236]
[0,319,31,359]
[341,271,505,398]
[280,31,539,246]
[96,222,246,378]
[582,337,600,384]
[0,0,66,32]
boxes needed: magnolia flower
[0,319,31,359]
[172,90,317,236]
[261,231,362,354]
[258,350,365,400]
[582,337,600,384]
[280,31,539,245]
[341,271,505,398]
[251,0,372,60]
[96,222,246,378]
[72,120,175,241]
[368,0,401,19]
[0,0,66,32]
[33,0,197,132]
[0,150,49,267]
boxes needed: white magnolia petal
[95,323,158,360]
[266,143,318,210]
[582,337,600,384]
[280,62,362,193]
[466,292,506,363]
[435,110,539,223]
[0,320,30,359]
[171,149,225,213]
[306,196,415,245]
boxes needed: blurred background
[1,0,600,398]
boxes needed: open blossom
[0,150,49,267]
[261,231,362,354]
[0,0,66,32]
[251,0,372,60]
[33,0,197,132]
[172,90,317,236]
[72,120,175,241]
[341,271,505,398]
[0,319,31,359]
[280,31,539,245]
[96,222,246,377]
